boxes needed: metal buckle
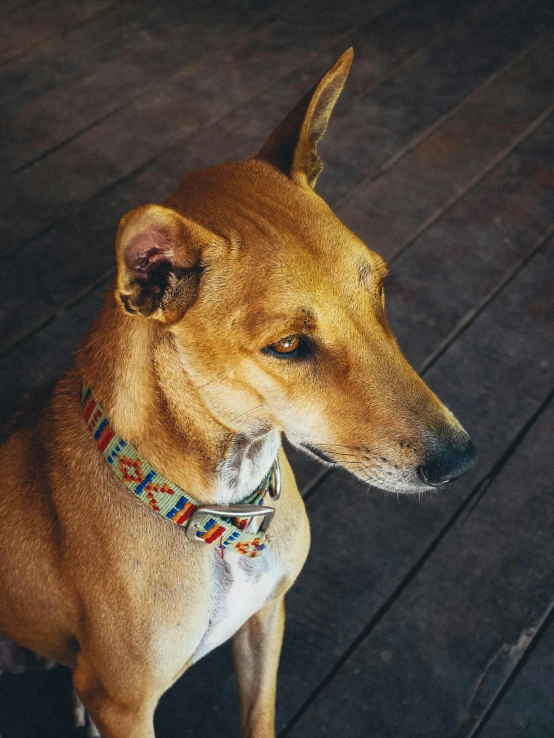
[186,503,275,543]
[270,459,281,500]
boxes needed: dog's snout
[417,434,477,487]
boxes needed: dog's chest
[193,548,282,661]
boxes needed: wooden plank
[0,0,538,257]
[0,0,277,117]
[316,0,554,204]
[285,384,554,738]
[384,112,554,369]
[476,616,554,738]
[150,0,552,196]
[0,0,290,173]
[0,0,42,20]
[335,38,554,260]
[0,0,480,352]
[0,0,404,256]
[0,0,185,113]
[0,0,115,64]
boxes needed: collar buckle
[187,458,280,545]
[186,504,275,543]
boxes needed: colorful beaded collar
[80,383,280,558]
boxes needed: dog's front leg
[232,595,285,738]
[73,653,156,738]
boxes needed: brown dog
[0,49,476,737]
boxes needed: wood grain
[336,39,554,260]
[476,615,554,738]
[0,0,116,64]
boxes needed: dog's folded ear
[257,48,353,189]
[115,204,210,323]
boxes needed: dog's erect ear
[257,48,353,188]
[115,204,210,323]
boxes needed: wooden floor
[0,0,553,735]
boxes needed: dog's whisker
[313,443,364,452]
[317,448,361,456]
[195,370,229,389]
[231,404,265,423]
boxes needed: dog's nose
[418,434,477,487]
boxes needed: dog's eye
[265,336,303,358]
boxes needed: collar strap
[80,383,279,558]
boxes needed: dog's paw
[75,725,100,738]
[85,720,100,738]
[73,690,100,737]
[74,715,100,737]
[73,689,86,729]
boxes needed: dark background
[0,0,553,736]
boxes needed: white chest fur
[217,429,281,504]
[193,548,283,662]
[191,427,283,661]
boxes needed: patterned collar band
[80,383,280,558]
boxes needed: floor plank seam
[300,465,332,499]
[418,225,554,375]
[0,266,115,360]
[0,0,42,22]
[334,30,548,212]
[0,0,124,68]
[464,599,554,738]
[389,104,554,269]
[7,3,288,176]
[0,0,404,263]
[3,0,497,262]
[457,643,509,734]
[0,0,399,179]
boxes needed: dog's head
[114,49,476,494]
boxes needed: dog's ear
[257,48,353,188]
[115,204,210,323]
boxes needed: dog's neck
[76,291,279,505]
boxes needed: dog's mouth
[298,441,434,495]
